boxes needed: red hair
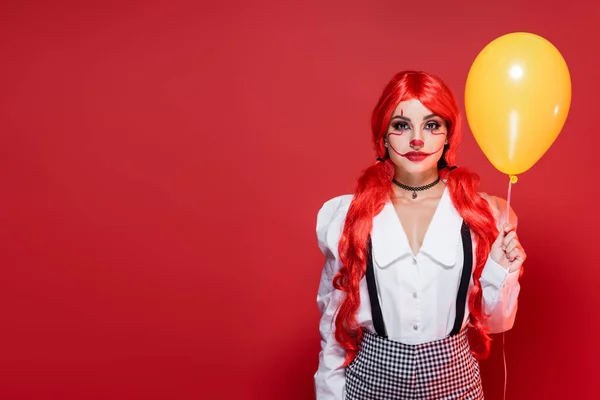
[333,71,498,365]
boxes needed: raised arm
[478,193,526,333]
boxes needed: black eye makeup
[425,121,442,131]
[389,118,445,133]
[391,121,410,131]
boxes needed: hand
[490,224,527,272]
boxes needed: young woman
[314,71,526,400]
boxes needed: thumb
[494,224,509,247]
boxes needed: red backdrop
[1,1,598,399]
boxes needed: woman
[314,71,525,400]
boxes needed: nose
[410,139,424,149]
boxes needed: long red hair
[333,71,498,365]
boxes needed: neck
[393,167,439,187]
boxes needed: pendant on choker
[391,176,441,199]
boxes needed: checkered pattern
[345,328,484,400]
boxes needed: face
[385,99,448,174]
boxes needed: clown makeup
[385,99,448,172]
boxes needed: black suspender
[449,221,473,336]
[365,236,387,338]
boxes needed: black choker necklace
[392,176,441,199]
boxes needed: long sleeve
[479,255,521,333]
[314,196,351,400]
[477,193,522,333]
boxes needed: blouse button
[412,259,417,265]
[412,292,418,299]
[413,324,419,331]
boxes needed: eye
[392,122,410,131]
[425,121,441,131]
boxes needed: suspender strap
[365,236,387,338]
[449,221,473,336]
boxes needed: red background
[1,1,598,399]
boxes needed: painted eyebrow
[390,115,411,122]
[390,114,442,122]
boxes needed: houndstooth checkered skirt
[345,327,483,399]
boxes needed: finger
[505,238,519,254]
[510,251,526,269]
[516,248,527,262]
[507,248,518,262]
[503,223,514,234]
[508,247,525,262]
[502,231,517,249]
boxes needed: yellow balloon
[465,32,571,175]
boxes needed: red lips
[400,152,432,162]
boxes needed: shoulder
[316,194,354,258]
[478,192,518,228]
[317,194,353,228]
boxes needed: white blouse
[314,187,521,400]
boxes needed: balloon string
[503,174,516,400]
[502,175,511,400]
[503,332,507,400]
[505,177,512,224]
[505,175,517,224]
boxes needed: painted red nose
[410,139,424,147]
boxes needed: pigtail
[333,159,393,366]
[445,167,498,359]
